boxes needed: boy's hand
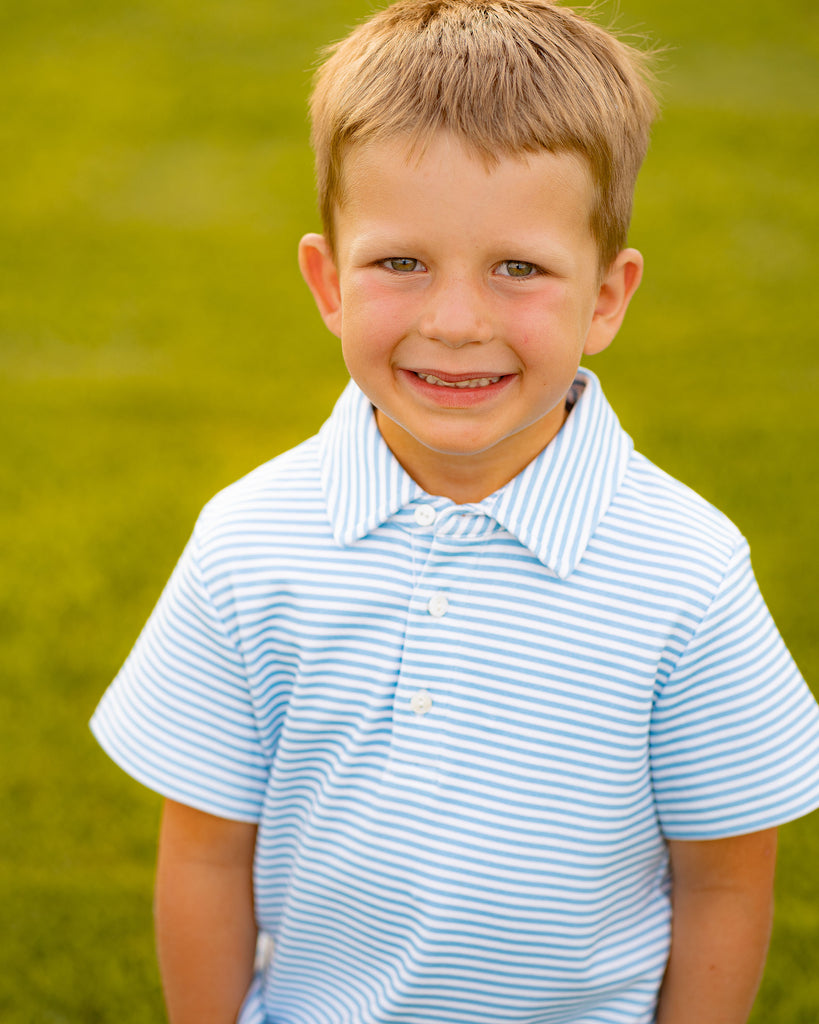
[656,828,777,1024]
[155,799,258,1024]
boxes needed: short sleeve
[650,538,819,839]
[90,526,270,822]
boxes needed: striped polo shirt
[91,369,819,1024]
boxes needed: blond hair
[309,0,659,269]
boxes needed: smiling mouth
[415,372,503,389]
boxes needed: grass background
[1,0,817,1020]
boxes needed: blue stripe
[91,369,819,1024]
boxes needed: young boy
[91,2,819,1022]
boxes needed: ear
[298,232,342,338]
[583,248,644,356]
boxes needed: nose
[418,275,493,348]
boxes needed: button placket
[383,508,467,783]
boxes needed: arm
[656,828,777,1024]
[155,799,258,1024]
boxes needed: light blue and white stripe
[92,368,819,1024]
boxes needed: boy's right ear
[298,233,342,338]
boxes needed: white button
[410,690,433,715]
[427,593,449,617]
[413,504,436,526]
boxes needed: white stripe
[91,369,819,1024]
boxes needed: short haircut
[308,0,659,270]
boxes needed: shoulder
[599,449,746,583]
[624,452,741,540]
[192,435,328,553]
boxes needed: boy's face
[300,133,642,502]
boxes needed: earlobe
[583,248,644,356]
[298,233,343,338]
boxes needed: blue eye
[385,258,422,272]
[501,260,537,278]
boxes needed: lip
[399,367,515,408]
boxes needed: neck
[374,406,569,505]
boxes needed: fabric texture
[91,369,819,1024]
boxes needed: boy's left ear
[298,233,343,338]
[583,248,644,356]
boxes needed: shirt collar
[318,368,633,579]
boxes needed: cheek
[507,290,587,354]
[343,280,416,341]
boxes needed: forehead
[335,133,598,260]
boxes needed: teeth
[417,373,502,389]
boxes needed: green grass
[1,1,818,1020]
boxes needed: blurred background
[1,1,817,1020]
